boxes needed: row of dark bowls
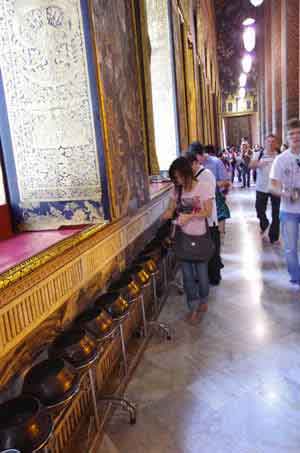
[0,249,163,453]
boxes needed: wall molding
[0,190,170,360]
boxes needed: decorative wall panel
[91,0,150,219]
[171,1,189,151]
[0,0,108,230]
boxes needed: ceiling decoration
[214,0,259,95]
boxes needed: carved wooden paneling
[0,192,170,361]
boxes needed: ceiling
[214,0,260,95]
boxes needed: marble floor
[99,187,300,453]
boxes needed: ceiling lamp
[242,18,255,26]
[239,73,247,87]
[243,26,256,52]
[241,54,253,73]
[250,0,264,6]
[239,87,246,98]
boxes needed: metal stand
[148,274,171,340]
[119,322,128,377]
[139,292,148,338]
[88,367,101,431]
[98,396,136,425]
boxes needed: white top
[195,166,218,227]
[270,149,300,213]
[170,179,214,235]
[252,151,277,193]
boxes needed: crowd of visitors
[162,118,300,325]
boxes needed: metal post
[140,293,148,337]
[163,257,168,291]
[119,323,128,376]
[88,367,101,431]
[152,274,158,317]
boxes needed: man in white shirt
[186,151,222,285]
[270,118,300,284]
[250,134,280,243]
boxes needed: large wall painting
[170,1,189,151]
[91,0,150,219]
[0,0,109,230]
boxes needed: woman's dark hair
[188,141,204,156]
[169,156,195,188]
[185,151,198,165]
[206,145,216,155]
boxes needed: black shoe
[210,279,221,286]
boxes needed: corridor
[102,187,300,453]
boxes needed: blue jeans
[281,212,300,282]
[181,261,209,311]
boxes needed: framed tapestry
[0,0,110,230]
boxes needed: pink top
[170,180,214,235]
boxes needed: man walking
[250,134,280,243]
[270,119,300,284]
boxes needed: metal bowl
[49,328,99,370]
[130,264,151,286]
[23,358,80,409]
[0,396,52,453]
[94,292,129,319]
[136,255,158,274]
[75,308,114,340]
[109,273,141,301]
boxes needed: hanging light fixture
[239,87,246,98]
[241,54,253,73]
[242,18,255,26]
[243,26,256,52]
[250,0,264,6]
[239,73,247,87]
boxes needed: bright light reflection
[253,323,267,339]
[234,207,263,304]
[242,54,253,73]
[243,26,256,52]
[239,73,247,87]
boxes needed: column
[281,0,299,139]
[264,0,272,135]
[271,0,282,141]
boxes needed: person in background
[280,144,288,153]
[229,146,237,183]
[162,157,213,323]
[185,152,222,285]
[250,134,280,243]
[240,142,253,188]
[188,142,231,235]
[270,119,300,285]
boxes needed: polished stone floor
[99,187,300,453]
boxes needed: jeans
[231,164,236,183]
[242,167,250,187]
[255,191,280,242]
[281,212,300,282]
[181,261,209,311]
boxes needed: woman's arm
[161,198,176,221]
[178,199,213,225]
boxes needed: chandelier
[249,0,264,6]
[243,26,256,52]
[241,54,253,73]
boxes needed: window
[228,102,233,112]
[246,100,252,110]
